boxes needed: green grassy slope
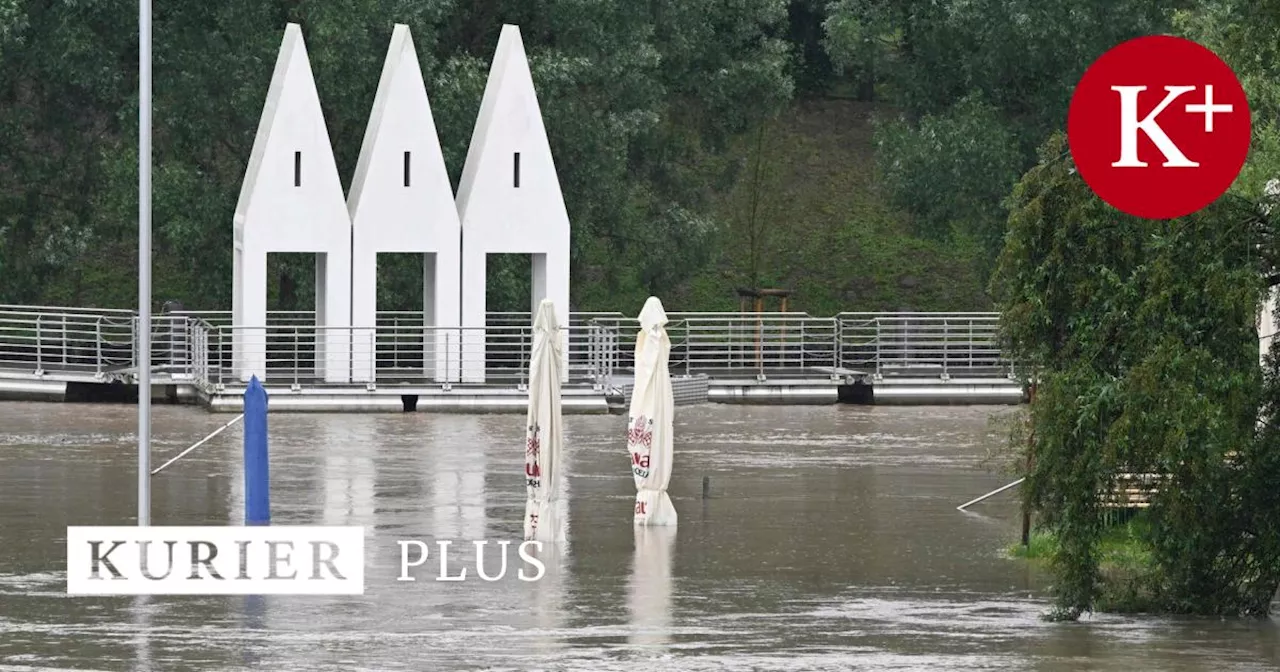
[674,99,993,315]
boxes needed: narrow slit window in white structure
[403,151,411,187]
[294,151,302,186]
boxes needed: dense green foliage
[985,0,1280,619]
[0,0,794,311]
[992,133,1280,619]
[673,100,989,314]
[0,0,1202,314]
[821,0,1180,263]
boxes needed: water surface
[0,402,1276,670]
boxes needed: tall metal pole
[137,0,152,526]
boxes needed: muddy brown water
[0,402,1277,670]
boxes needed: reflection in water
[0,403,1276,670]
[629,525,676,649]
[241,594,268,668]
[321,417,376,526]
[530,543,569,660]
[432,417,487,541]
[131,595,152,672]
[227,421,244,525]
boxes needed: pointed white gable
[457,24,571,383]
[347,24,462,382]
[454,26,516,216]
[231,23,352,383]
[348,25,457,232]
[233,23,349,251]
[455,25,569,235]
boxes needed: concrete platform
[199,385,613,414]
[868,377,1026,405]
[708,377,842,404]
[0,375,68,402]
[0,368,1027,410]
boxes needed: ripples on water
[0,402,1276,671]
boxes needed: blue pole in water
[244,376,270,525]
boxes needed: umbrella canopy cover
[627,296,677,526]
[525,299,566,542]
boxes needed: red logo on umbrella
[627,415,653,448]
[526,423,541,460]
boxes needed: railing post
[685,322,691,377]
[95,316,103,375]
[942,317,949,376]
[832,319,839,371]
[35,315,43,373]
[586,323,595,385]
[293,326,299,387]
[968,318,974,371]
[874,319,881,376]
[802,320,809,369]
[444,329,451,385]
[220,327,227,387]
[61,314,67,366]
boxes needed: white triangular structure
[457,24,571,383]
[232,23,352,383]
[349,25,462,383]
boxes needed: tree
[991,132,1280,619]
[822,0,1180,274]
[873,94,1023,267]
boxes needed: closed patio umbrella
[525,299,565,542]
[628,296,677,526]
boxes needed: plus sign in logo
[1067,35,1251,220]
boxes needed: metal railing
[0,305,1015,389]
[0,307,184,379]
[589,313,841,380]
[837,312,1013,377]
[183,322,617,390]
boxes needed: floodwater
[0,402,1277,671]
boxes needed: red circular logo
[1067,35,1250,220]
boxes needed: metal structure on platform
[0,304,1024,411]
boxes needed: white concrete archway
[232,23,352,383]
[456,25,571,384]
[348,25,462,383]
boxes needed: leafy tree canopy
[991,132,1280,619]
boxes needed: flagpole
[138,0,152,526]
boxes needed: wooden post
[1020,452,1032,548]
[1021,382,1036,548]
